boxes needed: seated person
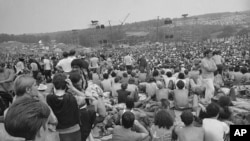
[80,98,96,141]
[144,78,158,102]
[118,97,146,122]
[112,111,149,141]
[217,96,233,124]
[156,81,171,101]
[101,73,112,92]
[4,97,50,141]
[111,76,121,98]
[202,103,229,141]
[174,80,189,110]
[117,83,131,104]
[143,99,175,121]
[127,78,139,102]
[150,110,174,141]
[85,76,107,128]
[175,110,205,141]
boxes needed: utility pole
[108,20,113,43]
[182,14,188,41]
[156,16,159,42]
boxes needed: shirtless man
[90,88,107,126]
[156,81,170,101]
[174,80,189,110]
[175,110,205,141]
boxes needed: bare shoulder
[193,126,205,133]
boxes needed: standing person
[138,55,147,72]
[124,53,134,71]
[212,50,224,74]
[43,55,53,81]
[15,58,25,75]
[201,50,217,105]
[106,54,113,69]
[56,52,72,73]
[80,54,90,79]
[51,56,58,73]
[68,49,77,61]
[29,59,39,80]
[0,62,15,112]
[89,54,99,72]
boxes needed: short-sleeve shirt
[43,59,52,70]
[124,55,133,66]
[56,58,72,73]
[202,118,229,141]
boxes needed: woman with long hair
[150,109,174,141]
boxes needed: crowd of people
[0,34,250,141]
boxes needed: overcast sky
[0,0,249,34]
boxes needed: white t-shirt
[124,55,133,66]
[56,58,72,73]
[90,57,99,68]
[202,118,229,141]
[212,55,223,65]
[43,59,52,70]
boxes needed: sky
[0,0,249,34]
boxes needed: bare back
[176,126,204,141]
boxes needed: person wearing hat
[200,49,217,106]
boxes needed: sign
[230,125,250,140]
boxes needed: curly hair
[154,110,173,129]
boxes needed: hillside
[1,11,250,46]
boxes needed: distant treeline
[0,25,249,47]
[0,34,51,44]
